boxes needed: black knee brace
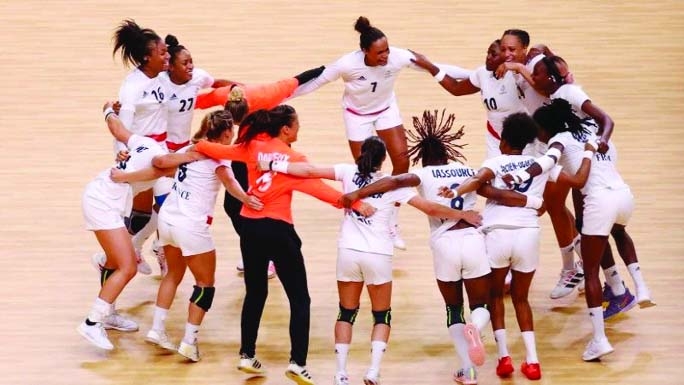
[125,209,151,235]
[372,308,392,326]
[100,267,116,287]
[190,285,215,312]
[446,304,465,327]
[337,304,359,325]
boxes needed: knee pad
[337,304,359,325]
[100,267,115,287]
[372,308,392,326]
[125,210,151,235]
[446,304,465,327]
[190,285,216,312]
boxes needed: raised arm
[581,100,614,153]
[409,50,480,96]
[194,140,248,162]
[258,160,336,180]
[290,62,341,98]
[103,102,133,144]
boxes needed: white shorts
[337,247,392,285]
[157,219,215,256]
[485,227,540,273]
[82,183,126,231]
[342,101,403,142]
[153,177,174,198]
[430,227,491,282]
[582,187,634,236]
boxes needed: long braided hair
[406,109,467,167]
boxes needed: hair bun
[228,87,244,103]
[165,34,179,47]
[354,16,372,33]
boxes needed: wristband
[583,150,594,160]
[103,107,116,121]
[450,189,460,198]
[513,170,531,184]
[525,196,543,210]
[433,69,446,82]
[270,160,289,173]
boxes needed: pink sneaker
[463,323,485,366]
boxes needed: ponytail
[193,110,234,143]
[112,19,160,67]
[355,136,387,182]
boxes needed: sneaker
[362,368,380,385]
[103,312,139,332]
[91,252,106,272]
[136,249,152,275]
[496,356,514,377]
[334,373,349,385]
[285,362,315,385]
[636,287,656,308]
[463,324,485,366]
[582,337,614,361]
[603,287,637,320]
[390,224,406,251]
[549,267,585,299]
[152,241,168,277]
[520,361,541,380]
[453,367,477,384]
[237,353,266,375]
[602,283,616,303]
[77,321,114,350]
[267,261,277,280]
[178,340,200,362]
[145,329,176,351]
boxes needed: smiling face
[363,36,390,66]
[168,49,194,84]
[485,41,504,71]
[500,34,527,64]
[144,39,169,74]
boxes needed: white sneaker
[267,261,277,279]
[362,369,380,385]
[453,366,477,384]
[334,372,349,385]
[103,312,139,332]
[178,340,200,362]
[237,353,266,375]
[145,329,176,351]
[550,267,585,299]
[152,241,168,277]
[91,252,106,272]
[77,321,114,350]
[582,337,614,361]
[285,362,315,385]
[135,249,152,275]
[636,287,657,308]
[390,224,406,251]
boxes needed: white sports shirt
[335,164,416,255]
[118,69,169,139]
[160,69,214,147]
[410,162,478,237]
[481,154,561,229]
[551,84,597,128]
[469,66,528,137]
[293,47,419,114]
[520,56,549,114]
[159,146,232,230]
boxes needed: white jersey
[481,155,561,229]
[118,69,168,139]
[159,146,231,230]
[160,69,214,147]
[293,47,419,114]
[550,84,599,133]
[469,66,528,137]
[520,58,549,114]
[90,135,167,213]
[335,164,416,255]
[410,162,478,236]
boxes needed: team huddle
[77,16,656,385]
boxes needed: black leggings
[238,217,311,366]
[223,161,248,236]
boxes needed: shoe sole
[363,378,379,385]
[285,371,314,385]
[463,324,485,366]
[145,336,177,352]
[177,348,200,362]
[104,323,139,332]
[582,346,614,361]
[238,366,266,375]
[638,298,657,309]
[77,325,114,350]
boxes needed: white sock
[391,205,400,227]
[603,266,626,295]
[132,210,158,251]
[521,331,539,364]
[572,234,583,260]
[334,343,350,375]
[470,307,490,331]
[493,329,509,358]
[89,297,112,323]
[448,324,472,368]
[627,263,647,293]
[183,322,199,344]
[152,306,168,332]
[369,340,387,374]
[588,307,606,340]
[560,242,576,271]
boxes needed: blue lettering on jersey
[352,173,384,198]
[430,168,475,179]
[595,152,612,162]
[171,181,191,200]
[500,159,535,173]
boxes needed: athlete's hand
[460,210,482,227]
[113,101,122,114]
[494,62,522,79]
[408,49,436,72]
[356,202,376,217]
[584,141,597,153]
[596,138,610,154]
[102,101,115,112]
[437,186,455,198]
[338,191,358,209]
[109,167,127,183]
[115,150,130,163]
[243,195,264,211]
[502,174,516,188]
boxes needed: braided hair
[406,109,467,167]
[355,136,387,184]
[533,98,594,142]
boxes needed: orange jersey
[195,78,299,112]
[195,135,359,224]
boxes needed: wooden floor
[2,1,683,383]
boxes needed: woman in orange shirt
[194,105,373,385]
